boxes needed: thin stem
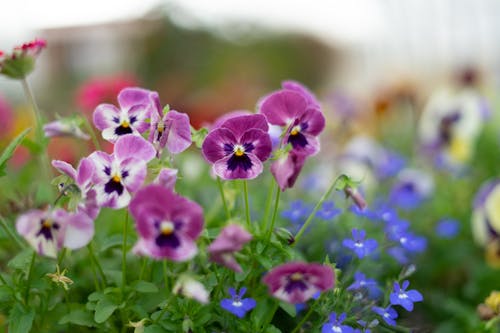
[216,177,231,220]
[139,258,148,281]
[57,247,67,267]
[24,250,36,303]
[121,211,129,296]
[263,179,276,229]
[290,304,315,333]
[294,176,340,245]
[0,214,25,249]
[87,243,107,288]
[243,180,251,228]
[82,115,102,151]
[266,183,281,242]
[162,260,170,295]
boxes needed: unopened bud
[274,227,295,245]
[344,186,367,210]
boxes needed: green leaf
[7,248,34,275]
[59,309,96,327]
[94,298,118,323]
[133,280,159,293]
[191,126,208,148]
[8,303,35,333]
[265,325,282,333]
[279,302,296,318]
[144,324,166,333]
[0,128,30,177]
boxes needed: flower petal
[202,128,237,163]
[64,212,94,249]
[51,160,77,180]
[93,103,120,131]
[164,110,192,154]
[220,114,269,136]
[117,87,154,111]
[239,128,272,162]
[213,153,263,180]
[114,135,156,162]
[260,90,308,126]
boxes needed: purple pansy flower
[372,306,398,326]
[153,168,178,190]
[89,135,155,209]
[93,87,154,143]
[260,89,325,157]
[43,119,90,140]
[321,312,354,333]
[270,150,307,191]
[342,229,378,259]
[52,157,100,219]
[262,262,334,304]
[16,208,94,258]
[202,114,272,180]
[220,287,256,318]
[148,93,191,156]
[282,80,321,108]
[129,184,204,261]
[208,224,252,272]
[389,280,423,311]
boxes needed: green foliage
[0,128,30,177]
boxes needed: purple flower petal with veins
[208,224,252,272]
[262,262,334,304]
[129,185,204,261]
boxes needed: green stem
[139,258,148,281]
[216,177,231,220]
[266,183,281,242]
[261,301,279,331]
[290,304,315,333]
[57,247,67,267]
[87,243,107,288]
[162,260,170,294]
[294,176,340,245]
[24,250,36,303]
[0,214,25,249]
[121,211,129,296]
[262,178,276,228]
[243,180,251,227]
[82,115,102,151]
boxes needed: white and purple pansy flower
[147,92,192,156]
[16,208,94,258]
[260,88,325,156]
[129,184,204,261]
[89,135,156,209]
[93,87,154,143]
[202,114,272,180]
[262,261,334,304]
[472,179,500,247]
[52,157,100,219]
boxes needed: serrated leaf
[59,309,96,327]
[94,298,118,323]
[7,248,34,275]
[8,303,35,333]
[0,128,30,177]
[133,280,159,293]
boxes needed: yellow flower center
[486,291,500,313]
[290,272,303,281]
[160,221,175,236]
[290,125,301,136]
[157,122,164,133]
[42,219,53,228]
[112,174,121,183]
[121,120,130,128]
[233,145,245,157]
[448,136,470,163]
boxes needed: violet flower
[389,169,434,210]
[52,157,100,219]
[262,262,334,304]
[220,287,256,318]
[321,312,354,333]
[202,114,272,180]
[372,306,398,326]
[207,224,252,272]
[93,87,154,143]
[148,93,191,156]
[153,168,178,190]
[43,119,90,140]
[129,184,204,261]
[347,272,378,292]
[16,208,94,258]
[389,280,423,311]
[342,229,378,259]
[89,135,156,209]
[471,179,500,246]
[270,150,307,191]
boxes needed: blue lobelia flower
[281,200,313,224]
[372,306,398,326]
[316,201,342,220]
[342,229,378,259]
[322,312,354,333]
[220,287,256,318]
[435,219,460,239]
[389,280,423,311]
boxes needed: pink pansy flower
[16,208,94,258]
[154,168,178,190]
[208,224,252,272]
[52,157,100,219]
[93,87,154,143]
[270,150,307,192]
[89,135,155,209]
[148,93,192,156]
[129,185,204,261]
[262,262,334,304]
[202,114,272,180]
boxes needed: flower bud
[274,227,295,245]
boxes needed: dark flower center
[36,218,60,240]
[155,221,181,248]
[287,123,309,148]
[104,174,124,195]
[439,112,461,144]
[224,143,255,172]
[284,272,308,293]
